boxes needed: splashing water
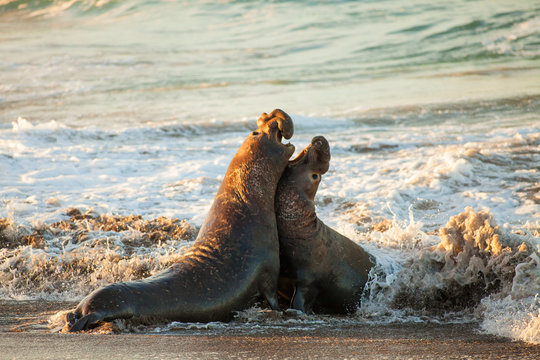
[357,208,539,343]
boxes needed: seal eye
[312,173,319,180]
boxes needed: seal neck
[275,182,319,239]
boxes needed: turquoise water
[1,0,539,126]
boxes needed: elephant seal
[275,136,374,314]
[65,109,295,332]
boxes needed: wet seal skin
[276,136,375,314]
[65,109,295,332]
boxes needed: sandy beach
[2,300,539,360]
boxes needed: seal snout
[307,136,330,175]
[310,136,330,163]
[257,109,294,141]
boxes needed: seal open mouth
[287,136,330,174]
[276,129,295,151]
[257,109,295,152]
[288,146,309,166]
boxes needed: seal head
[276,136,330,238]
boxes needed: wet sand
[2,300,539,360]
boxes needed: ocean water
[1,0,539,344]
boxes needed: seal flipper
[292,285,317,314]
[66,312,103,332]
[265,293,281,311]
[261,280,281,311]
[292,288,307,313]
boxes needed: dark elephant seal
[275,136,374,314]
[65,109,295,332]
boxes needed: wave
[0,208,198,300]
[1,115,351,148]
[2,207,539,344]
[340,94,540,128]
[4,116,255,140]
[359,207,540,343]
[4,93,539,139]
[0,0,130,19]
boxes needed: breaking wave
[359,207,540,344]
[0,208,197,300]
[2,206,538,344]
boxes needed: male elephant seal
[276,136,374,314]
[65,109,295,332]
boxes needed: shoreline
[3,325,540,360]
[2,300,539,359]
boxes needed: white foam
[347,208,540,342]
[480,295,540,345]
[479,247,540,344]
[1,114,539,343]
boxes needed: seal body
[66,109,295,331]
[275,136,374,314]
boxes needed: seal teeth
[288,147,308,165]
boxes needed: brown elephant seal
[276,136,375,314]
[65,109,295,332]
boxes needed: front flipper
[66,311,104,332]
[292,285,316,314]
[265,293,281,311]
[261,283,282,311]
